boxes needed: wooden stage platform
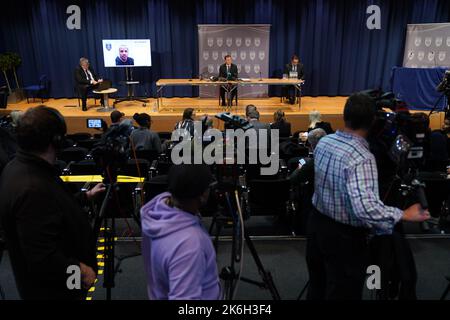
[2,96,446,134]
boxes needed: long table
[155,78,305,110]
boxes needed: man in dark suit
[284,54,305,104]
[0,106,105,300]
[219,55,238,107]
[74,57,104,111]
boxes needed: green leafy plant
[0,53,12,94]
[6,52,22,89]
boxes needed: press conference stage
[2,96,446,134]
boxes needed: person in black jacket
[284,55,305,104]
[219,55,238,107]
[74,57,104,111]
[131,113,162,153]
[0,106,105,300]
[270,109,292,138]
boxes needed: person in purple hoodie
[141,164,222,300]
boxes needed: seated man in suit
[115,46,135,66]
[219,55,238,107]
[74,57,104,111]
[284,54,305,104]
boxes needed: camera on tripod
[365,89,430,208]
[90,122,131,182]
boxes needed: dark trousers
[369,224,417,300]
[306,208,369,300]
[220,85,237,106]
[77,84,103,108]
[286,86,298,104]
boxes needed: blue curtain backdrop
[1,0,449,98]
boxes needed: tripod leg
[213,219,223,252]
[440,281,450,300]
[296,279,309,300]
[0,283,5,300]
[244,233,281,300]
[209,214,217,235]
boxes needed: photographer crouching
[306,93,430,300]
[0,106,105,300]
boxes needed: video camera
[91,120,133,182]
[364,89,430,209]
[215,112,253,130]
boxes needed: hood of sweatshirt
[140,192,200,239]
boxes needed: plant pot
[7,88,24,104]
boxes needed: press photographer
[0,106,104,300]
[367,89,448,299]
[306,93,430,300]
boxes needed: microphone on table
[259,71,262,81]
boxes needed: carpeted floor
[1,236,449,300]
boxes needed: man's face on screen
[119,47,129,61]
[292,58,299,65]
[225,57,232,65]
[81,61,89,70]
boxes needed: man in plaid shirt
[306,93,430,300]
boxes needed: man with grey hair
[290,128,327,185]
[289,128,327,234]
[246,109,271,149]
[74,57,103,111]
[307,128,327,150]
[308,110,333,134]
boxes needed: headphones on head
[41,106,67,149]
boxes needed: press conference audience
[306,93,430,300]
[175,108,196,138]
[247,109,271,149]
[270,109,291,138]
[308,110,334,134]
[110,110,125,127]
[0,106,105,300]
[141,164,221,300]
[106,110,133,137]
[289,128,327,187]
[131,113,162,153]
[289,128,327,234]
[245,104,258,117]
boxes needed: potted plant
[0,52,23,103]
[0,53,12,94]
[8,53,21,89]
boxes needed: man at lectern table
[284,54,304,105]
[74,57,104,111]
[219,55,238,107]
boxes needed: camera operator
[306,93,430,300]
[141,164,221,300]
[0,106,104,300]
